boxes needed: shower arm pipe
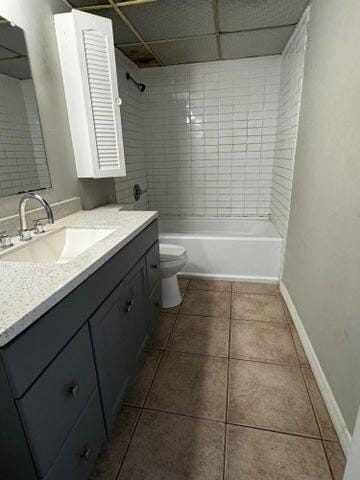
[126,72,146,92]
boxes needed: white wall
[22,80,50,189]
[0,74,49,197]
[0,0,114,219]
[114,50,148,210]
[142,56,281,217]
[344,407,360,479]
[283,0,360,433]
[271,8,309,269]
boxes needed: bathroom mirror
[0,16,51,198]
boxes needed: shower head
[126,72,146,92]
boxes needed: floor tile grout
[141,405,226,424]
[169,308,287,324]
[119,404,331,443]
[147,334,302,369]
[114,407,142,480]
[278,289,338,478]
[116,280,188,479]
[223,286,233,479]
[321,440,338,480]
[116,342,167,478]
[225,420,323,441]
[113,279,338,480]
[299,365,338,445]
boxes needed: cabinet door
[55,10,125,178]
[123,258,150,366]
[149,281,162,332]
[146,241,161,296]
[89,281,132,432]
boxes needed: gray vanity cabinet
[123,258,150,365]
[89,280,132,433]
[0,220,160,480]
[90,257,150,433]
[16,324,98,477]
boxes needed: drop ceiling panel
[149,36,218,66]
[218,0,308,32]
[69,0,109,6]
[118,44,160,67]
[221,25,294,59]
[122,0,215,42]
[93,9,139,44]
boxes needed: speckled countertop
[0,205,158,347]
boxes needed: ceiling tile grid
[221,25,295,60]
[68,0,309,66]
[218,0,309,32]
[122,0,215,41]
[149,36,218,66]
[96,8,139,43]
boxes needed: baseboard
[280,281,352,456]
[178,272,278,284]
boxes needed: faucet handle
[0,231,13,249]
[19,229,32,242]
[33,218,46,234]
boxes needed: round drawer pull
[69,383,80,397]
[151,264,160,269]
[81,446,91,460]
[155,302,160,307]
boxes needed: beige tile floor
[91,278,346,480]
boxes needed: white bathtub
[158,217,282,281]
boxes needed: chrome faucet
[19,193,54,241]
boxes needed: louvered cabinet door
[55,10,126,178]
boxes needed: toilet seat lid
[160,243,186,261]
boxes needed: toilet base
[161,275,182,308]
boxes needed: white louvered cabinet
[54,10,126,178]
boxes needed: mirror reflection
[0,17,51,198]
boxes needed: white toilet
[159,243,188,308]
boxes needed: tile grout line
[114,280,189,479]
[141,405,226,425]
[279,294,325,436]
[321,440,337,480]
[225,420,325,441]
[188,287,279,297]
[282,292,311,369]
[116,280,338,479]
[280,289,338,478]
[114,407,143,480]
[222,284,233,479]
[171,309,286,323]
[115,346,165,479]
[300,365,340,445]
[133,405,329,442]
[119,282,334,479]
[149,344,302,368]
[115,297,179,480]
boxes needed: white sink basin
[0,227,115,264]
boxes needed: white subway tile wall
[22,80,50,189]
[142,56,282,216]
[114,51,148,210]
[0,74,50,197]
[270,8,310,266]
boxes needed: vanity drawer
[45,389,105,480]
[149,281,162,332]
[16,325,97,477]
[146,241,161,295]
